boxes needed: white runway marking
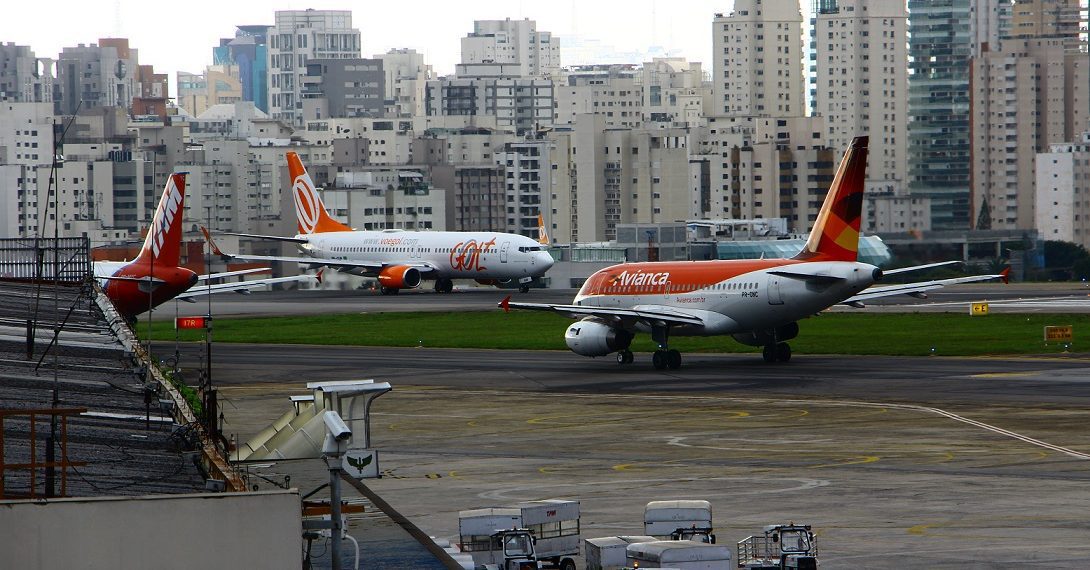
[447,389,1090,461]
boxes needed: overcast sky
[3,1,783,87]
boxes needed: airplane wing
[174,274,317,301]
[499,297,704,327]
[881,260,961,276]
[218,231,309,244]
[197,267,271,282]
[842,269,1009,305]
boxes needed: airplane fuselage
[573,259,881,336]
[297,229,554,282]
[96,260,199,319]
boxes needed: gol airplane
[205,152,554,294]
[500,136,1007,369]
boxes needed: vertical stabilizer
[537,214,550,245]
[795,136,868,261]
[134,172,186,267]
[288,151,352,234]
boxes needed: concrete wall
[0,490,300,569]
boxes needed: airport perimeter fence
[0,237,92,285]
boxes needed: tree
[975,197,991,230]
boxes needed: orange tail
[288,151,351,234]
[134,172,186,267]
[795,136,868,262]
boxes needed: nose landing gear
[762,342,791,363]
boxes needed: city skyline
[1,0,796,91]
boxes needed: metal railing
[0,237,92,285]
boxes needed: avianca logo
[150,179,182,258]
[293,172,322,234]
[610,269,670,287]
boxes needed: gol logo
[450,238,497,272]
[293,173,322,234]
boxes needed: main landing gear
[651,324,682,370]
[518,284,531,293]
[762,342,791,363]
[434,278,454,293]
[380,286,399,295]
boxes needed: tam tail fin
[795,136,868,262]
[537,214,550,245]
[134,172,186,267]
[288,151,352,234]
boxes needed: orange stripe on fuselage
[578,259,805,297]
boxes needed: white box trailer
[644,500,713,538]
[626,540,733,570]
[460,500,581,570]
[584,535,656,570]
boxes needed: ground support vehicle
[644,500,716,543]
[458,510,539,570]
[459,500,580,570]
[625,540,733,569]
[736,524,817,570]
[584,535,656,569]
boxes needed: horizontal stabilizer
[500,297,704,327]
[768,270,846,284]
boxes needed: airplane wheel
[667,349,681,370]
[434,279,454,293]
[616,350,633,365]
[380,286,399,295]
[776,343,791,362]
[762,345,776,363]
[519,284,530,293]
[652,351,667,370]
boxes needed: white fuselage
[574,260,880,336]
[298,229,554,281]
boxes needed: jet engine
[731,322,800,347]
[564,318,633,357]
[377,265,421,289]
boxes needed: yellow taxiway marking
[907,524,934,536]
[972,372,1034,378]
[810,455,880,469]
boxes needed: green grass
[144,311,1086,357]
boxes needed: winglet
[537,214,550,245]
[499,295,511,313]
[315,268,325,285]
[200,226,226,257]
[1000,267,1010,285]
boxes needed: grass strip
[143,311,1086,357]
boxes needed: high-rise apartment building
[971,12,1088,231]
[459,18,560,79]
[55,39,142,115]
[907,0,1014,230]
[812,0,907,183]
[376,49,432,118]
[1036,133,1090,247]
[268,10,360,126]
[712,0,804,117]
[300,58,384,120]
[215,25,270,112]
[0,44,53,103]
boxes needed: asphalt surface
[154,282,1090,568]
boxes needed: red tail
[134,173,186,267]
[288,151,352,234]
[795,136,868,262]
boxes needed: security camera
[323,411,352,442]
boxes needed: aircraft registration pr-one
[500,136,1008,370]
[206,152,555,294]
[95,173,314,320]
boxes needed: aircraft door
[500,241,510,263]
[767,275,784,305]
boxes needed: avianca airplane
[205,151,555,294]
[500,136,1008,370]
[95,173,312,320]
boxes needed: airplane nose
[538,252,554,271]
